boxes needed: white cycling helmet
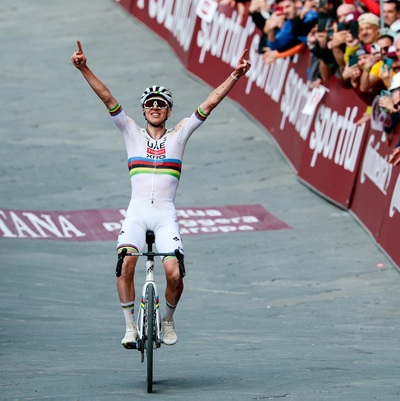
[140,85,173,108]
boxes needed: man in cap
[342,12,381,66]
[341,13,382,123]
[71,40,251,348]
[357,12,381,46]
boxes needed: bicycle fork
[136,260,162,360]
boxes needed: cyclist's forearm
[79,65,117,109]
[199,73,239,115]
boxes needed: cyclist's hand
[71,40,87,69]
[234,49,251,78]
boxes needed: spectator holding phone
[329,5,359,71]
[359,33,395,93]
[341,14,381,90]
[305,14,339,86]
[262,0,317,52]
[341,14,387,123]
[343,13,381,65]
[379,72,400,157]
[249,0,276,53]
[291,0,318,38]
[342,48,367,89]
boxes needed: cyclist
[71,40,251,348]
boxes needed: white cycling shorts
[116,199,184,257]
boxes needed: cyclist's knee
[164,257,181,281]
[117,246,138,279]
[167,273,184,293]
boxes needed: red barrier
[377,171,400,262]
[297,75,369,208]
[113,0,400,270]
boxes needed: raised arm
[71,40,118,109]
[198,49,251,116]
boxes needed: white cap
[389,72,400,91]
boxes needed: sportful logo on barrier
[360,134,393,195]
[136,0,198,52]
[197,9,255,64]
[195,9,366,171]
[309,105,365,170]
[0,205,291,241]
[278,68,366,171]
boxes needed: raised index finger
[76,40,83,54]
[239,49,248,60]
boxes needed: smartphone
[348,54,358,67]
[337,22,347,31]
[275,5,284,14]
[383,57,393,68]
[380,90,392,112]
[317,17,328,32]
[349,20,359,39]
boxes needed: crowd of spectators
[219,0,400,164]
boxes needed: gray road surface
[1,1,399,400]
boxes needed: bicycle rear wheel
[146,283,155,393]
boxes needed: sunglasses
[143,98,169,109]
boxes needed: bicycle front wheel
[146,283,155,393]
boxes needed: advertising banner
[116,0,199,66]
[297,76,368,208]
[350,126,395,238]
[377,170,400,267]
[0,205,291,242]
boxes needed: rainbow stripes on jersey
[109,103,122,116]
[128,157,182,179]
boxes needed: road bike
[115,230,185,393]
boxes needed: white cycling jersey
[110,105,207,203]
[110,104,208,254]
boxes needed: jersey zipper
[150,141,158,204]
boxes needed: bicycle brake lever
[174,249,186,278]
[115,248,127,277]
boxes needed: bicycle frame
[115,230,185,393]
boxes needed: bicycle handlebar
[115,248,186,278]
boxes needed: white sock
[164,301,176,321]
[121,301,135,329]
